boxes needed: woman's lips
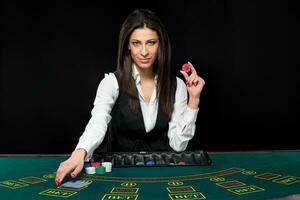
[139,59,151,64]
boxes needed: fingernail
[71,173,75,177]
[55,179,60,186]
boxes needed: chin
[137,63,153,69]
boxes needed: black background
[1,0,298,154]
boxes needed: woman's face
[128,27,159,72]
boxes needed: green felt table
[1,151,300,200]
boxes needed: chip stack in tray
[92,150,212,167]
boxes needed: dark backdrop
[1,0,298,153]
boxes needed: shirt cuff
[185,107,199,124]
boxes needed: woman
[55,9,205,185]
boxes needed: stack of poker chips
[84,162,112,175]
[102,162,112,172]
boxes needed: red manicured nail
[55,179,61,186]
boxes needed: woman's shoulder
[102,72,118,83]
[97,72,119,91]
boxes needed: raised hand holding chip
[180,62,205,109]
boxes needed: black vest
[95,72,177,153]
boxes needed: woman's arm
[75,73,119,160]
[168,62,205,151]
[55,73,119,185]
[167,77,199,151]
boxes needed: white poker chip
[85,166,96,174]
[101,162,112,172]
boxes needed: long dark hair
[117,9,174,117]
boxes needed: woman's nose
[140,45,149,57]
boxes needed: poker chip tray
[93,150,212,167]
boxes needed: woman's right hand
[55,148,86,185]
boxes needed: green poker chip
[136,161,144,166]
[96,166,105,174]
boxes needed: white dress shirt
[76,65,199,161]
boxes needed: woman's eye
[148,41,156,45]
[132,42,140,46]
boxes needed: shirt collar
[132,63,158,85]
[132,63,140,85]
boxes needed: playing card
[60,180,90,189]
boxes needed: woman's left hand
[180,62,205,108]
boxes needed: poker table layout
[1,151,300,200]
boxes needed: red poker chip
[177,161,186,165]
[91,162,101,167]
[182,63,191,73]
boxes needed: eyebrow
[130,39,158,42]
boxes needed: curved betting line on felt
[80,167,244,183]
